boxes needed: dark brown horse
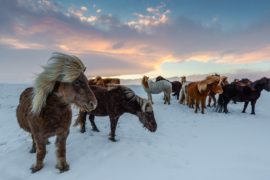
[216,77,270,114]
[155,76,182,100]
[16,53,97,173]
[74,85,157,142]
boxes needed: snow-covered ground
[0,84,270,180]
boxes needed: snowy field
[0,84,270,180]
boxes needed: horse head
[31,52,97,115]
[137,100,157,132]
[180,76,186,83]
[258,77,270,92]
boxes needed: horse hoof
[242,111,246,113]
[56,163,70,173]
[92,128,100,132]
[29,148,36,154]
[30,164,43,173]
[251,113,256,115]
[109,137,118,142]
[80,129,86,133]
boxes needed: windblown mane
[32,52,86,115]
[142,76,149,88]
[122,86,152,111]
[197,75,222,93]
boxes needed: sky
[0,0,270,83]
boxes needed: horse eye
[74,80,80,86]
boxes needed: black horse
[74,85,157,141]
[216,77,270,114]
[155,76,182,100]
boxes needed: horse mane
[32,52,86,115]
[121,86,152,112]
[142,76,149,88]
[197,75,221,93]
[251,77,268,88]
[93,76,105,86]
[156,76,168,82]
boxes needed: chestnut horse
[207,75,228,107]
[142,75,172,104]
[74,85,157,141]
[88,76,120,87]
[88,76,105,86]
[187,75,225,114]
[16,53,97,173]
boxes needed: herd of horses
[142,74,270,114]
[16,53,270,173]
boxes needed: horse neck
[252,80,264,92]
[53,83,73,105]
[124,95,143,115]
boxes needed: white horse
[179,76,192,105]
[142,76,172,104]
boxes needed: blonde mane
[31,52,86,115]
[94,76,105,86]
[197,75,221,93]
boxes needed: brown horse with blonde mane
[207,74,228,107]
[16,53,97,173]
[187,75,225,114]
[88,76,120,87]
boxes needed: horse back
[89,85,124,117]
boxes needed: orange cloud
[218,46,270,63]
[0,37,43,49]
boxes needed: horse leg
[179,90,184,104]
[176,92,179,100]
[89,114,99,132]
[75,110,87,133]
[251,101,256,115]
[30,136,46,173]
[167,92,171,105]
[186,95,190,106]
[109,116,119,142]
[55,131,70,172]
[188,96,191,108]
[163,92,167,104]
[201,97,206,114]
[179,92,184,104]
[242,101,249,113]
[213,95,217,107]
[224,99,229,113]
[207,96,212,107]
[29,134,36,153]
[148,93,154,104]
[195,99,199,113]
